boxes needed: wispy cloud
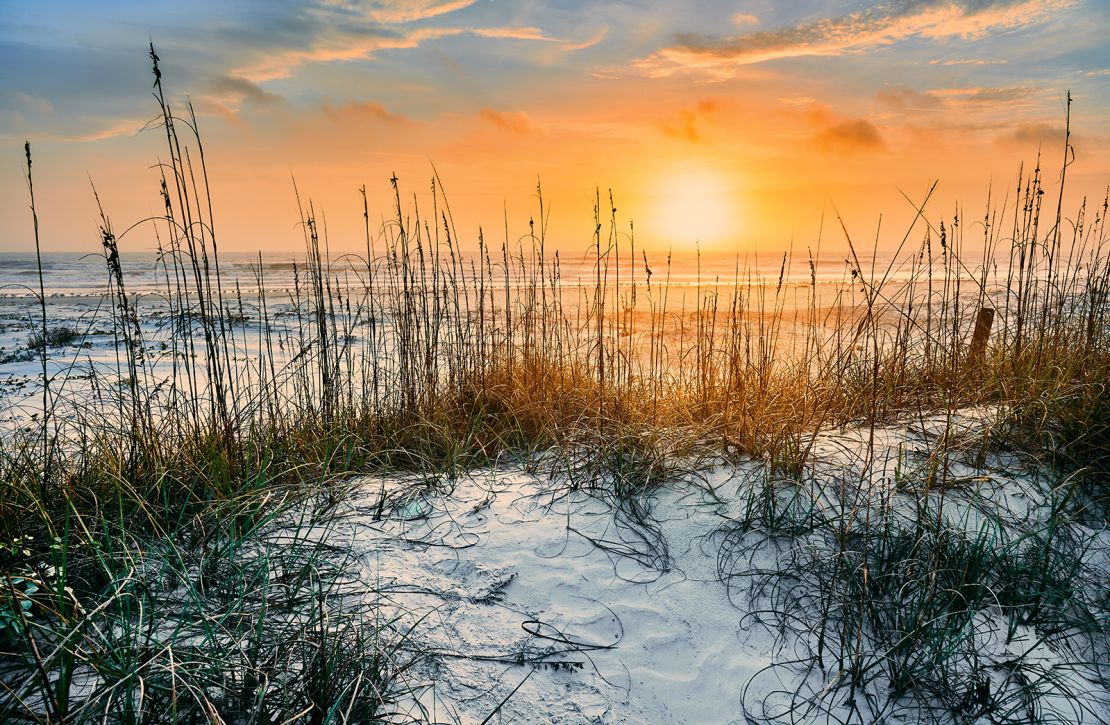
[1,0,573,143]
[74,118,149,143]
[236,26,446,82]
[323,100,411,126]
[638,0,1075,78]
[7,91,55,118]
[316,0,480,24]
[238,25,557,82]
[478,108,539,134]
[472,27,557,41]
[928,58,1008,66]
[877,84,1034,111]
[369,0,479,24]
[931,85,1036,105]
[218,0,560,82]
[208,75,285,108]
[561,27,608,52]
[876,86,944,111]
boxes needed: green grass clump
[26,326,79,351]
[719,425,1109,723]
[0,495,417,723]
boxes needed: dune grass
[1,49,1108,722]
[719,412,1109,723]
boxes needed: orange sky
[2,1,1108,259]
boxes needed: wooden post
[968,307,995,365]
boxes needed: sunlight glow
[651,164,741,249]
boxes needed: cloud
[237,24,557,82]
[931,85,1034,105]
[815,119,885,152]
[876,84,1034,112]
[362,0,480,24]
[876,86,944,110]
[313,0,479,24]
[562,27,608,52]
[0,40,152,140]
[478,108,538,134]
[7,92,55,118]
[214,0,559,84]
[663,100,718,143]
[637,0,1075,78]
[0,109,147,143]
[207,75,284,108]
[75,118,149,142]
[236,25,459,82]
[194,99,248,129]
[1007,121,1067,146]
[732,13,758,26]
[471,27,557,41]
[928,58,1008,65]
[3,0,568,142]
[323,101,411,126]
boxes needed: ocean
[0,247,1003,427]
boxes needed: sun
[651,163,741,249]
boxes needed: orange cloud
[237,27,451,82]
[561,27,608,52]
[663,100,719,143]
[637,0,1075,78]
[323,101,411,126]
[478,108,538,134]
[75,118,149,142]
[472,27,557,41]
[238,26,557,82]
[362,0,479,24]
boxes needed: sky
[2,0,1109,258]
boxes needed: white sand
[325,412,1109,724]
[345,467,777,723]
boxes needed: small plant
[0,577,38,640]
[26,325,78,350]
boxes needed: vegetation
[26,327,79,351]
[1,49,1107,722]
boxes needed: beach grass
[1,49,1108,723]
